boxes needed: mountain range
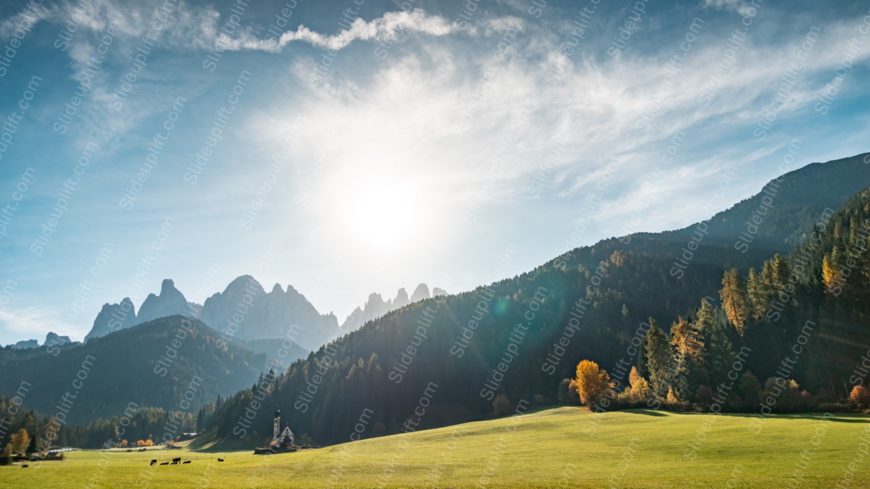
[340,283,447,331]
[10,331,73,350]
[81,277,444,350]
[83,277,337,350]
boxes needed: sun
[329,169,428,252]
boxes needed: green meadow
[2,408,868,488]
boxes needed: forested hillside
[582,187,870,413]
[0,316,266,426]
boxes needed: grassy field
[2,408,868,488]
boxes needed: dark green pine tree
[746,267,766,321]
[671,349,690,402]
[705,312,736,390]
[645,318,674,398]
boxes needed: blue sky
[0,0,868,344]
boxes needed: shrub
[492,394,513,417]
[850,385,870,409]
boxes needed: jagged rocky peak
[200,275,339,349]
[137,278,190,323]
[341,283,445,332]
[410,283,431,302]
[366,292,387,309]
[10,339,39,350]
[225,275,266,295]
[393,288,410,309]
[85,297,138,342]
[44,332,71,347]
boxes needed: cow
[171,457,182,464]
[160,462,169,466]
[150,459,157,466]
[217,458,224,462]
[182,460,191,464]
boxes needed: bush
[492,394,513,417]
[849,385,870,409]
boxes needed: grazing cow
[182,460,191,464]
[172,457,182,464]
[217,458,224,462]
[160,462,169,466]
[150,459,157,466]
[21,464,28,468]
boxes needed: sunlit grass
[3,407,868,488]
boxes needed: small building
[255,408,297,454]
[271,409,295,449]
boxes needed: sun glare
[330,170,428,252]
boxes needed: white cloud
[217,9,523,52]
[702,0,758,17]
[248,11,870,246]
[0,2,521,53]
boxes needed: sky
[0,0,868,344]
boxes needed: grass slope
[3,408,868,488]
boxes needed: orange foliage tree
[574,360,614,407]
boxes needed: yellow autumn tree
[5,428,30,455]
[666,387,680,405]
[720,269,748,335]
[822,253,841,294]
[575,360,614,407]
[628,366,652,402]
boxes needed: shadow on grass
[770,414,870,423]
[623,409,870,423]
[624,409,668,417]
[707,412,870,423]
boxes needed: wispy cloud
[1,2,522,53]
[250,10,870,239]
[0,307,64,341]
[0,1,49,38]
[217,9,523,52]
[702,0,758,17]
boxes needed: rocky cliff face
[410,283,431,303]
[10,339,39,350]
[136,279,192,324]
[44,332,71,347]
[201,276,339,349]
[85,297,138,341]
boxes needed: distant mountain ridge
[10,331,74,350]
[341,283,447,331]
[81,276,446,351]
[83,276,339,350]
[200,275,339,349]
